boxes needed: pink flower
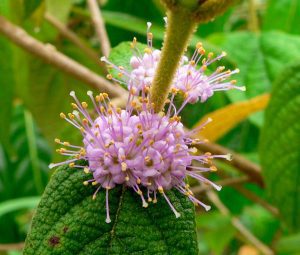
[49,23,240,223]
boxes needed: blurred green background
[0,0,300,254]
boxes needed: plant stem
[150,8,196,112]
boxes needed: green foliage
[24,161,198,255]
[260,61,300,232]
[0,196,40,218]
[0,37,14,153]
[276,232,300,255]
[24,0,44,18]
[0,104,50,243]
[1,0,300,253]
[263,0,300,35]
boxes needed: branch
[44,12,103,68]
[0,15,124,98]
[207,190,274,255]
[196,142,264,187]
[87,0,111,57]
[0,242,24,251]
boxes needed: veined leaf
[260,61,300,232]
[208,31,300,102]
[193,94,270,142]
[24,161,198,254]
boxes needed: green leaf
[46,0,72,23]
[196,212,236,255]
[263,0,300,35]
[260,61,300,232]
[24,161,198,254]
[276,233,300,255]
[0,37,14,153]
[0,196,40,218]
[24,0,44,18]
[208,31,300,126]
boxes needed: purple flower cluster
[50,23,243,223]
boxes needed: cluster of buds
[50,23,243,223]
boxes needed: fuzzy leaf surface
[260,61,300,232]
[24,161,198,254]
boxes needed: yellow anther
[190,60,196,66]
[231,80,237,84]
[144,156,151,162]
[106,74,113,80]
[63,142,70,146]
[83,181,89,186]
[147,32,153,39]
[71,103,77,109]
[60,112,66,119]
[144,47,152,54]
[81,102,88,108]
[148,197,153,202]
[118,72,123,78]
[153,199,157,204]
[68,113,74,119]
[92,194,97,200]
[210,165,218,172]
[137,189,142,195]
[196,42,202,49]
[84,168,90,174]
[130,88,137,95]
[92,181,98,186]
[69,162,75,168]
[54,138,60,143]
[116,107,122,114]
[198,47,205,55]
[201,65,207,71]
[82,119,88,125]
[103,93,108,98]
[208,52,214,58]
[190,147,198,153]
[137,178,141,184]
[125,176,130,181]
[121,162,127,172]
[158,186,164,193]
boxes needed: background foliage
[0,0,299,254]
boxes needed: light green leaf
[46,0,72,23]
[0,196,40,218]
[24,161,198,254]
[263,0,300,35]
[208,31,300,126]
[260,61,300,232]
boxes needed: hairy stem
[150,8,196,112]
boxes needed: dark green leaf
[24,161,198,254]
[260,61,300,232]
